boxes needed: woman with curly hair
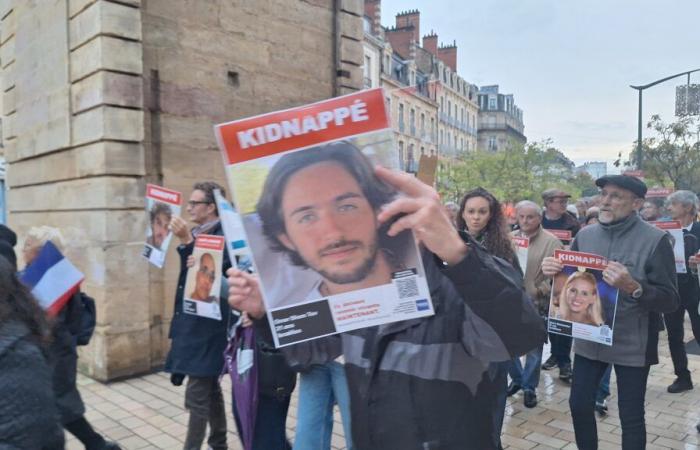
[457,187,520,449]
[457,187,517,265]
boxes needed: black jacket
[0,321,64,449]
[165,222,232,377]
[280,239,545,450]
[677,221,700,306]
[49,291,86,425]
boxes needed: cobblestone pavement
[68,320,700,450]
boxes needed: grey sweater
[571,214,679,366]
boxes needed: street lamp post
[630,68,700,170]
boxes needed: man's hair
[149,202,173,223]
[192,181,226,216]
[666,190,699,216]
[515,200,541,214]
[257,141,396,267]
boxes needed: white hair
[515,200,541,214]
[25,226,65,253]
[666,190,699,216]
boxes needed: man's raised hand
[226,268,266,319]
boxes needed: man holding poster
[662,190,700,393]
[542,174,679,450]
[507,200,562,407]
[166,181,231,450]
[220,89,546,449]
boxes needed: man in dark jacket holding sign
[167,181,231,450]
[542,175,679,450]
[228,166,546,450]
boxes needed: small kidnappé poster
[142,184,182,268]
[650,221,686,274]
[183,235,225,320]
[512,236,529,274]
[548,250,619,346]
[214,88,434,347]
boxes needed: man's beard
[313,239,379,285]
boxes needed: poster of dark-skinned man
[548,249,619,346]
[142,184,182,268]
[214,88,433,347]
[183,234,225,320]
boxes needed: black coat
[0,321,64,449]
[165,222,232,377]
[49,291,86,425]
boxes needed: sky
[381,0,700,171]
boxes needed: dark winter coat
[281,238,546,450]
[0,320,64,449]
[49,291,87,425]
[165,222,232,377]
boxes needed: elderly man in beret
[542,175,679,450]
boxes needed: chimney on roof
[395,9,420,44]
[438,40,457,72]
[363,0,382,36]
[422,30,438,56]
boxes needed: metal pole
[637,89,643,170]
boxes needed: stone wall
[0,0,363,380]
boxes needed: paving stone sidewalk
[68,320,700,450]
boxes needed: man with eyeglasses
[542,175,679,450]
[167,181,231,450]
[540,188,580,382]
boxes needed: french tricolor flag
[20,241,84,316]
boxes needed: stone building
[477,84,526,151]
[0,0,364,380]
[362,3,437,171]
[378,8,478,159]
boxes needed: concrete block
[2,84,14,114]
[71,70,143,113]
[1,7,15,44]
[70,36,142,81]
[72,105,144,145]
[7,176,144,211]
[340,0,363,16]
[339,10,363,41]
[2,110,14,138]
[85,326,152,380]
[0,34,14,68]
[70,0,141,50]
[7,141,145,185]
[13,87,71,160]
[0,0,12,20]
[339,36,362,65]
[69,0,97,18]
[1,60,12,91]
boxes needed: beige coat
[512,227,563,314]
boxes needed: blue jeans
[293,362,353,450]
[509,345,543,392]
[570,354,650,450]
[596,364,612,403]
[549,332,572,367]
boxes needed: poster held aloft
[214,88,434,348]
[183,234,226,321]
[143,184,182,268]
[650,221,686,274]
[548,249,619,346]
[512,236,529,274]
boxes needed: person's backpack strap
[76,293,96,346]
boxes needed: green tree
[626,115,700,190]
[437,141,596,203]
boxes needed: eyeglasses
[198,266,216,282]
[187,200,211,207]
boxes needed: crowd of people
[1,169,700,450]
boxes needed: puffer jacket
[0,320,64,449]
